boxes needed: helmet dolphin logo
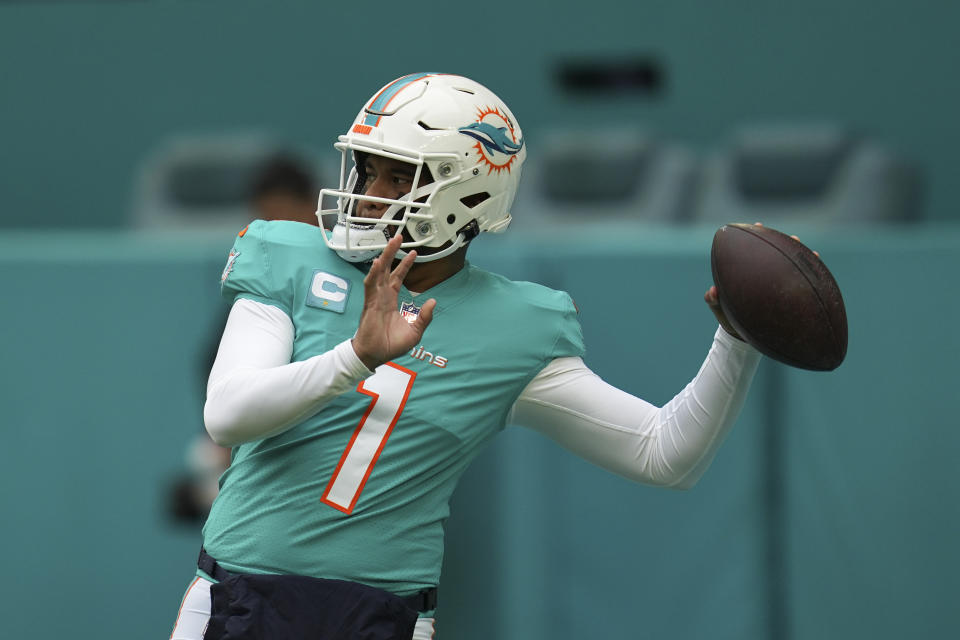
[457,122,525,157]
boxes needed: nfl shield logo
[400,301,421,324]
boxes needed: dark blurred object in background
[513,122,920,229]
[694,123,922,226]
[556,55,666,96]
[251,154,319,226]
[132,133,325,232]
[164,151,320,526]
[165,433,231,525]
[513,128,699,227]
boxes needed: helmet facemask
[320,144,482,263]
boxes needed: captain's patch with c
[307,271,350,313]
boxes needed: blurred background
[1,1,957,638]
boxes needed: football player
[169,73,760,640]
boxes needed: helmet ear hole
[446,214,456,224]
[459,192,490,208]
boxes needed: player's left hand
[352,233,437,370]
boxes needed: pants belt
[197,548,438,612]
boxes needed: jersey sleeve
[219,221,292,316]
[547,293,586,361]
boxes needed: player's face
[356,155,418,220]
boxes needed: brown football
[710,223,847,371]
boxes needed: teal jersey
[203,220,585,594]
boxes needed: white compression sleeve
[508,327,762,489]
[203,298,373,447]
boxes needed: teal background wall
[1,1,958,638]
[1,226,957,639]
[1,0,959,227]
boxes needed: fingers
[788,234,820,258]
[704,285,719,305]
[750,220,823,260]
[414,298,437,332]
[364,233,405,286]
[378,233,403,273]
[390,247,418,286]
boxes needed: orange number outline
[320,362,416,514]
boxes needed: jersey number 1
[321,362,416,514]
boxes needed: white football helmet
[318,73,526,262]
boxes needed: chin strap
[396,233,467,263]
[396,220,480,263]
[330,217,481,264]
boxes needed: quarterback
[169,73,761,640]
